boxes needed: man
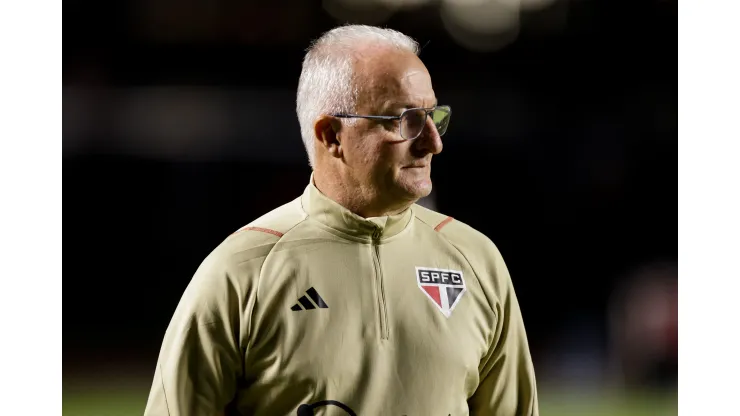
[145,24,538,416]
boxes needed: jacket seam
[437,234,498,322]
[159,362,172,416]
[416,217,499,342]
[244,217,309,357]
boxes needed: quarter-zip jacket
[144,177,539,416]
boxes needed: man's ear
[314,115,344,159]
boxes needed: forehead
[354,47,436,111]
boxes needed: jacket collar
[300,174,413,241]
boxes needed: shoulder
[232,196,308,239]
[413,203,499,257]
[180,198,308,320]
[220,197,308,258]
[413,203,511,304]
[191,198,307,292]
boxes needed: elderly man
[145,25,539,416]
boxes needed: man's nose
[413,116,443,155]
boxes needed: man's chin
[397,177,432,201]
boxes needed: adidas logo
[290,287,329,311]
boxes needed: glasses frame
[331,105,451,141]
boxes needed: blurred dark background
[63,0,676,413]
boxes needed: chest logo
[416,267,466,317]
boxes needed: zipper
[371,230,389,340]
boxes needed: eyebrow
[381,99,438,113]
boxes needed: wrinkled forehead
[353,47,436,113]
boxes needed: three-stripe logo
[290,287,329,311]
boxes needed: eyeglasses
[331,105,451,141]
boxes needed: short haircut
[296,25,420,168]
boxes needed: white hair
[296,25,420,168]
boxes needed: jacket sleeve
[144,243,260,416]
[468,245,539,416]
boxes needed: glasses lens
[431,106,451,136]
[401,108,427,140]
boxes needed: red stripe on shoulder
[434,216,454,232]
[235,226,284,238]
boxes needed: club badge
[416,267,466,317]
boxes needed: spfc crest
[416,267,466,317]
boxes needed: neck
[313,167,412,218]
